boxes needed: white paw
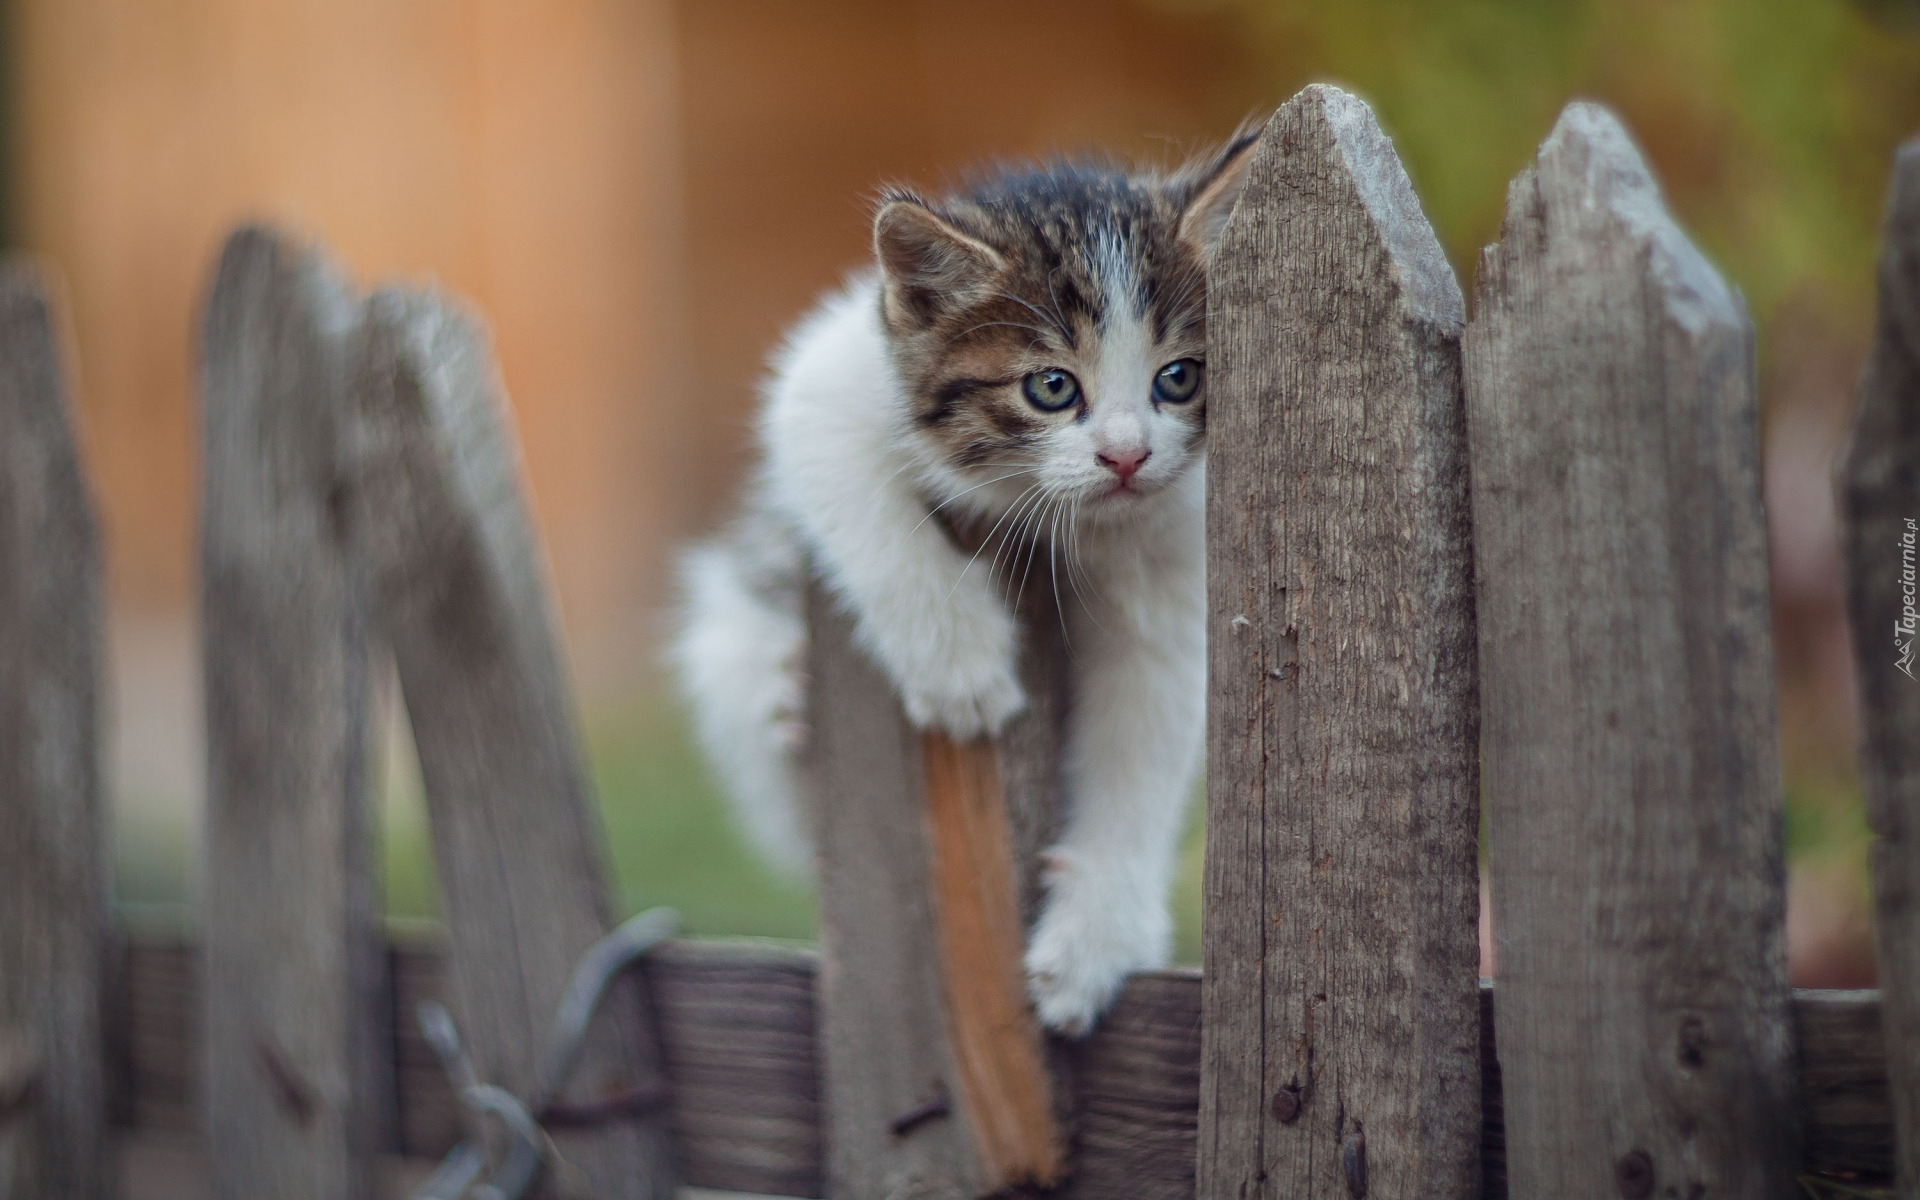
[898,658,1026,740]
[1024,850,1169,1036]
[872,597,1026,739]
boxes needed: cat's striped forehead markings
[896,159,1211,453]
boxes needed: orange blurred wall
[14,0,1264,695]
[16,0,688,689]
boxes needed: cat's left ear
[1175,128,1262,253]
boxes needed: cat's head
[873,131,1257,520]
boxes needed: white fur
[674,270,1206,1033]
[672,539,811,873]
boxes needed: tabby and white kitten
[674,134,1256,1034]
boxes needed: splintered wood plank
[346,288,675,1199]
[0,261,110,1200]
[1464,103,1797,1198]
[198,226,383,1200]
[806,581,1069,1200]
[1840,134,1920,1196]
[922,733,1066,1187]
[1199,85,1482,1200]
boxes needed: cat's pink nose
[1097,447,1150,483]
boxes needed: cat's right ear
[874,197,1005,330]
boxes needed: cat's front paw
[898,657,1026,740]
[875,597,1026,739]
[1024,850,1169,1036]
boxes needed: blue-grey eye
[1153,358,1203,403]
[1022,369,1081,412]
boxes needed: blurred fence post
[347,287,677,1200]
[0,262,109,1200]
[1197,84,1482,1200]
[1841,134,1920,1196]
[198,226,384,1200]
[1464,103,1797,1198]
[806,576,1071,1200]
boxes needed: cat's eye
[1153,358,1203,403]
[1022,369,1081,412]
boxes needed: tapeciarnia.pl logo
[1900,517,1917,680]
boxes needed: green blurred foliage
[1158,0,1920,339]
[378,699,817,944]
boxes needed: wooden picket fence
[2,85,1917,1200]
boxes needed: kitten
[674,133,1256,1034]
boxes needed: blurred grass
[379,697,819,944]
[111,692,1868,978]
[114,695,1213,963]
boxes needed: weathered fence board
[1464,103,1797,1198]
[1841,134,1920,1195]
[112,938,1899,1196]
[198,226,382,1200]
[1200,84,1482,1200]
[0,262,109,1200]
[1797,990,1897,1186]
[347,288,676,1198]
[805,581,1070,1200]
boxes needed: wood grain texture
[648,940,825,1197]
[805,587,981,1200]
[388,937,824,1195]
[198,225,381,1200]
[0,260,110,1200]
[805,579,1072,1200]
[1200,84,1482,1200]
[111,941,1900,1193]
[922,733,1067,1190]
[1464,103,1797,1198]
[1796,990,1896,1187]
[346,287,675,1199]
[1840,135,1920,1196]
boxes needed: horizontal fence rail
[109,935,1895,1198]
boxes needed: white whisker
[950,482,1043,601]
[989,484,1053,603]
[907,467,1040,539]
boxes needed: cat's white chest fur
[674,140,1250,1032]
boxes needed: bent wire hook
[411,906,682,1200]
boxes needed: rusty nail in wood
[1341,1130,1367,1198]
[889,1091,951,1138]
[1271,1085,1302,1124]
[1615,1149,1654,1199]
[254,1037,316,1127]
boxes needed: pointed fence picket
[1198,84,1482,1200]
[198,226,384,1200]
[1842,135,1920,1198]
[1464,104,1799,1198]
[0,260,110,1200]
[0,88,1912,1200]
